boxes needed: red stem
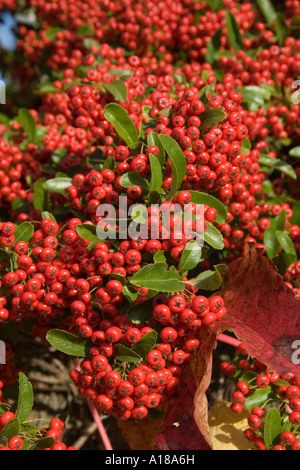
[73,359,113,450]
[217,333,242,348]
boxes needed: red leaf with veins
[155,332,216,451]
[218,243,300,378]
[155,243,300,450]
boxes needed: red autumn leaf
[155,243,300,450]
[218,243,300,378]
[155,332,216,451]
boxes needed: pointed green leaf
[276,231,297,259]
[263,211,287,259]
[259,154,297,180]
[226,11,244,51]
[127,298,154,324]
[205,29,222,64]
[189,190,227,224]
[0,418,21,440]
[256,0,277,24]
[16,373,34,423]
[120,172,150,194]
[104,103,139,149]
[200,109,227,129]
[14,222,34,245]
[204,222,224,250]
[289,147,300,158]
[186,264,227,290]
[131,263,184,292]
[76,224,101,244]
[131,331,157,358]
[103,79,128,102]
[115,344,142,363]
[149,154,163,193]
[245,386,274,409]
[147,131,165,167]
[275,13,290,46]
[33,178,50,212]
[46,329,91,357]
[18,108,36,142]
[153,251,167,264]
[158,134,186,200]
[179,240,203,272]
[264,408,283,449]
[43,177,73,195]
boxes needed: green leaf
[131,264,184,293]
[149,154,163,194]
[241,138,252,155]
[16,373,34,423]
[147,131,165,167]
[259,154,297,180]
[204,222,224,250]
[263,211,286,259]
[256,0,277,24]
[158,134,186,200]
[103,79,128,102]
[104,103,139,149]
[88,148,105,165]
[14,222,34,245]
[76,24,94,35]
[31,437,56,450]
[33,178,50,212]
[290,200,300,225]
[289,147,300,158]
[199,84,215,105]
[189,190,227,224]
[186,264,227,290]
[76,224,101,244]
[226,11,244,51]
[202,0,224,12]
[43,177,73,195]
[179,240,203,272]
[0,248,10,265]
[200,109,227,129]
[127,299,154,324]
[45,27,61,40]
[18,108,36,142]
[131,331,157,358]
[46,329,91,357]
[83,38,100,48]
[119,172,150,194]
[130,204,147,224]
[238,86,270,110]
[122,286,139,303]
[275,231,297,259]
[142,105,152,121]
[109,69,133,79]
[153,251,167,264]
[245,386,274,409]
[205,29,222,64]
[0,113,9,125]
[275,13,290,46]
[273,253,297,275]
[115,344,142,363]
[0,418,21,440]
[264,408,283,449]
[41,211,57,222]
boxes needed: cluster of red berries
[68,292,226,420]
[0,411,75,450]
[284,260,300,301]
[218,201,300,262]
[221,345,300,451]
